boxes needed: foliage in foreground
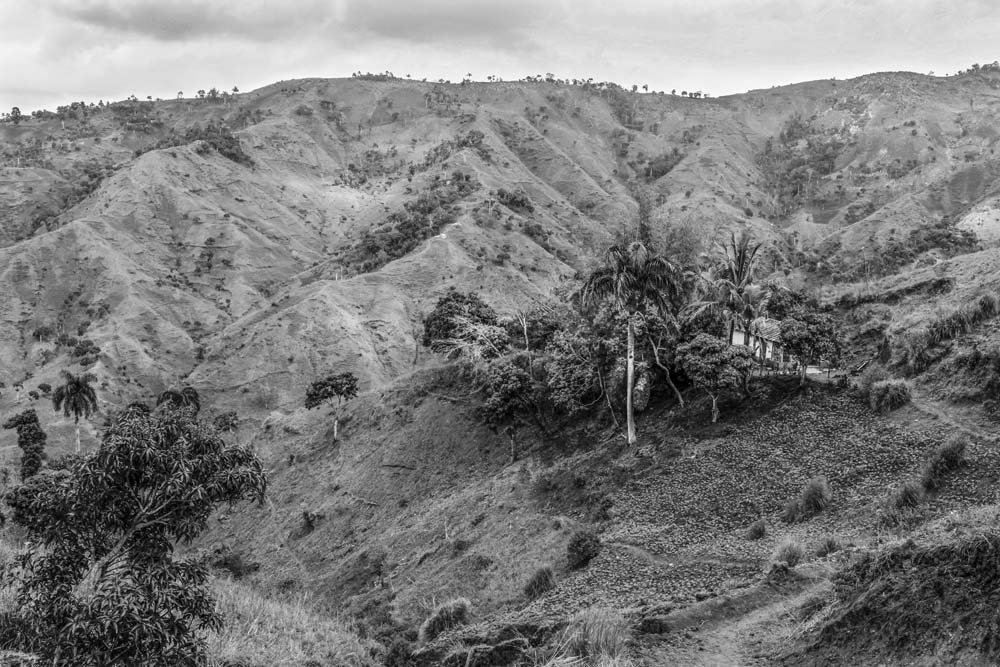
[206,577,378,667]
[1,406,267,665]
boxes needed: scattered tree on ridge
[52,370,98,453]
[581,241,683,444]
[156,386,201,414]
[305,372,360,441]
[677,333,755,423]
[2,405,267,665]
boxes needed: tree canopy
[2,405,267,665]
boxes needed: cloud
[337,0,558,49]
[47,0,336,41]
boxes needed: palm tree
[582,241,683,444]
[156,386,200,414]
[715,231,764,345]
[53,370,98,453]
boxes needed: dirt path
[907,390,997,443]
[636,580,830,667]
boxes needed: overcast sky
[3,0,998,111]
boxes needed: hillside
[2,70,1000,665]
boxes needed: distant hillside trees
[305,373,359,441]
[2,405,267,665]
[156,386,201,414]
[52,370,98,453]
[422,290,502,354]
[2,409,47,479]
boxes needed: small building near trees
[730,317,788,363]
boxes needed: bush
[857,364,889,397]
[816,536,840,558]
[556,607,630,662]
[887,481,923,509]
[773,539,804,567]
[800,476,832,517]
[745,518,766,540]
[523,566,555,600]
[567,530,601,570]
[921,435,967,491]
[869,379,911,413]
[418,598,470,644]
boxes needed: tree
[780,307,840,386]
[2,409,47,479]
[581,241,683,444]
[305,372,359,440]
[2,406,267,665]
[52,370,98,453]
[422,290,500,352]
[677,334,754,423]
[710,231,764,345]
[10,107,21,125]
[156,386,200,414]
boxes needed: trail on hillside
[907,390,997,443]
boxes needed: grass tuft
[745,518,766,540]
[921,435,967,491]
[772,539,805,568]
[553,607,632,664]
[567,530,602,570]
[783,476,832,523]
[523,565,556,600]
[887,481,923,510]
[815,536,840,558]
[418,597,470,644]
[869,379,911,414]
[205,577,377,667]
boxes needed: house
[730,317,788,363]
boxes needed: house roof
[752,317,782,343]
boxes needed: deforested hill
[4,69,1000,427]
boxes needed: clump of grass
[784,476,832,523]
[869,379,911,413]
[523,565,556,600]
[887,481,923,510]
[857,363,889,398]
[921,435,967,491]
[903,293,1000,373]
[206,577,378,667]
[554,607,631,663]
[418,598,470,644]
[745,518,766,540]
[772,539,804,567]
[567,530,601,570]
[815,536,840,558]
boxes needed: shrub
[921,435,967,491]
[800,476,832,517]
[780,498,800,523]
[857,364,889,397]
[523,565,555,600]
[556,607,630,662]
[567,530,601,570]
[745,518,766,540]
[869,379,911,413]
[421,290,499,352]
[887,481,923,509]
[773,539,804,567]
[816,536,840,558]
[418,598,470,644]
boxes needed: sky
[3,0,999,111]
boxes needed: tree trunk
[75,422,81,454]
[710,394,719,423]
[648,334,684,406]
[799,362,808,387]
[626,317,636,444]
[333,417,339,441]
